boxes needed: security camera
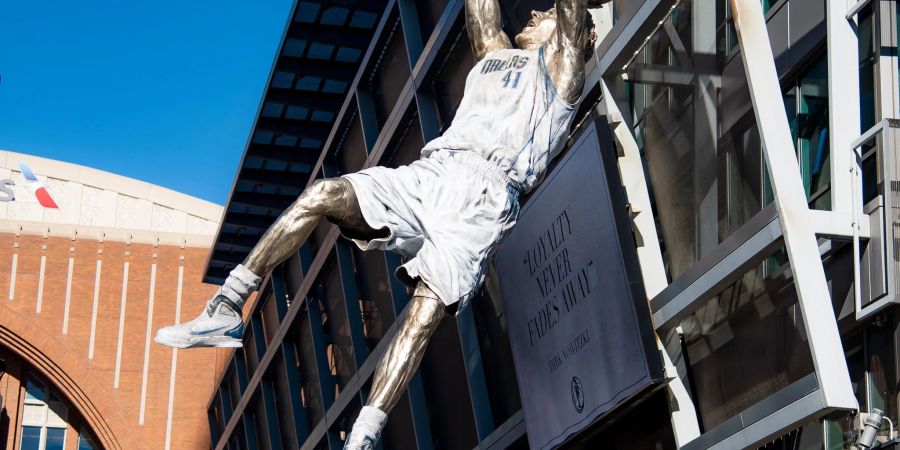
[857,408,884,449]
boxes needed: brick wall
[0,231,231,450]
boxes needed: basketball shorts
[342,149,520,314]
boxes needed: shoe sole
[154,335,243,349]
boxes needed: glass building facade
[206,0,900,448]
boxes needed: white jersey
[422,47,577,193]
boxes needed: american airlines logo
[0,163,59,209]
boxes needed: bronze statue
[155,1,600,448]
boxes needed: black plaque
[494,120,664,449]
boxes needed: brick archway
[0,304,129,450]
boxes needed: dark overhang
[204,0,386,284]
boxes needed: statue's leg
[244,177,383,276]
[155,178,383,348]
[344,282,446,449]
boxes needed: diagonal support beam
[600,80,701,448]
[730,0,857,412]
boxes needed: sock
[217,264,262,309]
[348,406,387,444]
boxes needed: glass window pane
[45,428,66,450]
[283,39,307,58]
[320,7,349,26]
[275,135,298,147]
[252,131,274,145]
[308,43,334,60]
[296,77,321,92]
[25,377,46,402]
[19,426,41,450]
[661,249,814,431]
[262,102,285,118]
[300,138,321,149]
[797,57,830,209]
[294,2,320,23]
[310,110,334,123]
[335,47,361,63]
[272,72,294,89]
[349,11,377,29]
[322,80,347,95]
[286,106,309,121]
[79,431,99,450]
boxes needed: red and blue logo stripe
[18,163,59,209]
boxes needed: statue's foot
[343,406,386,449]
[154,294,244,348]
[342,435,375,450]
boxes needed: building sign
[0,163,59,208]
[494,122,663,449]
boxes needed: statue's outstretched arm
[466,0,511,61]
[549,0,590,105]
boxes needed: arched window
[19,375,68,450]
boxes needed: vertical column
[827,0,862,215]
[164,263,184,450]
[139,259,157,425]
[88,259,103,359]
[335,242,369,367]
[114,248,130,388]
[876,0,900,119]
[357,90,382,153]
[383,253,434,449]
[8,251,17,301]
[398,0,424,67]
[280,340,311,445]
[456,307,494,440]
[693,0,718,258]
[62,249,75,334]
[260,378,284,450]
[35,253,46,313]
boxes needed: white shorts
[342,149,520,313]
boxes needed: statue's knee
[301,178,347,209]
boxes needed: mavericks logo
[0,163,59,208]
[571,376,585,413]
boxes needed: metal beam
[275,58,360,80]
[221,212,279,231]
[247,144,322,166]
[627,63,695,87]
[229,191,298,211]
[210,249,246,266]
[253,122,332,142]
[264,89,346,111]
[456,307,495,440]
[731,0,856,412]
[827,0,862,216]
[286,25,374,49]
[595,0,678,76]
[256,116,335,139]
[237,167,312,189]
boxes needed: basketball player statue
[155,0,601,447]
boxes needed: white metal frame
[594,0,863,445]
[730,0,857,411]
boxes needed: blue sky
[0,0,294,205]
